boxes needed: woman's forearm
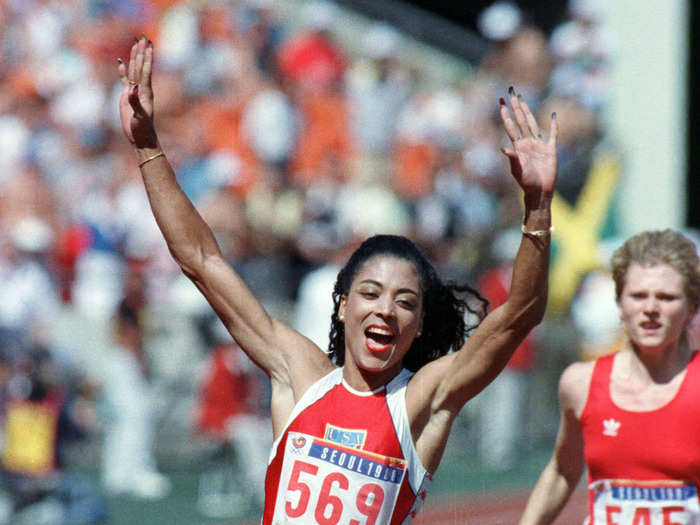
[506,192,553,330]
[136,144,222,276]
[519,459,578,525]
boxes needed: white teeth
[367,327,393,336]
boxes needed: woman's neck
[342,362,403,392]
[628,339,693,384]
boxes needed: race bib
[272,431,407,525]
[589,479,700,525]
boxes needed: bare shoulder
[404,355,460,473]
[559,360,596,417]
[404,353,456,418]
[268,321,336,436]
[271,318,336,395]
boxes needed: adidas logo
[602,418,621,437]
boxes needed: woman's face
[339,255,424,380]
[619,263,692,353]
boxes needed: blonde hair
[610,229,700,313]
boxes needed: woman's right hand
[118,36,158,148]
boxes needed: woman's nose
[375,295,395,317]
[642,298,659,313]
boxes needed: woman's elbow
[508,295,548,333]
[176,244,220,281]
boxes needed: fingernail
[117,58,123,64]
[498,97,506,106]
[552,112,557,120]
[508,86,515,96]
[141,33,146,40]
[148,40,153,48]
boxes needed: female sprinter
[520,230,700,525]
[119,36,558,524]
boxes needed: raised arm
[437,89,557,401]
[117,38,332,426]
[408,89,557,470]
[519,362,590,525]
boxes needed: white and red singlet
[262,368,431,525]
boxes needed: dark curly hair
[327,235,488,372]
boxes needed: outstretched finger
[499,98,520,143]
[142,40,154,90]
[509,89,529,139]
[133,36,147,84]
[118,58,128,88]
[521,100,541,139]
[548,112,558,145]
[127,40,138,84]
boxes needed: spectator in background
[345,22,413,159]
[98,300,170,500]
[276,0,345,95]
[195,319,271,515]
[477,1,551,108]
[276,0,353,187]
[237,0,285,76]
[0,343,106,525]
[536,95,599,205]
[548,0,615,113]
[0,217,61,343]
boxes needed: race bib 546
[589,479,700,525]
[272,432,407,525]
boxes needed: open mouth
[365,326,394,353]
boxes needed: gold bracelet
[138,151,165,168]
[521,223,554,237]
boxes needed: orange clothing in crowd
[198,99,262,197]
[392,141,438,200]
[289,91,353,186]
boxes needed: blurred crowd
[0,0,623,522]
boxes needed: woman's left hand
[499,88,558,198]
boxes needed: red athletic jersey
[262,368,431,525]
[580,352,700,524]
[196,344,252,439]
